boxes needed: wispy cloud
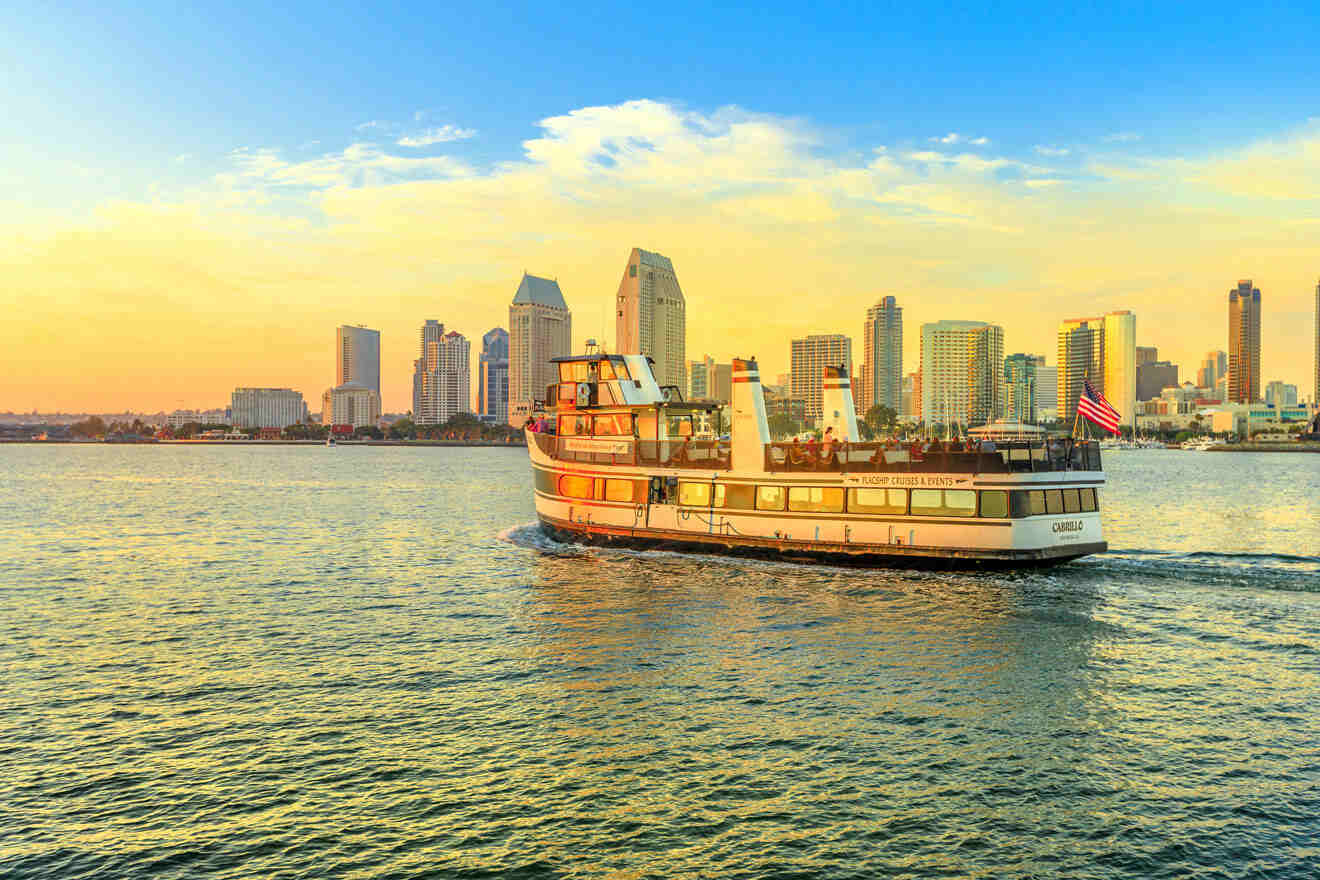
[397,125,477,147]
[931,133,989,146]
[1034,145,1070,157]
[1103,132,1141,143]
[218,143,470,191]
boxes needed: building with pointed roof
[509,273,571,425]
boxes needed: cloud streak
[397,125,477,147]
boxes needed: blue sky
[8,0,1320,214]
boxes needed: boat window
[612,359,631,380]
[1081,488,1098,512]
[1027,490,1046,516]
[637,412,658,441]
[558,362,575,382]
[1045,490,1064,515]
[979,490,1009,518]
[558,382,578,404]
[788,486,844,513]
[558,474,594,499]
[604,479,635,503]
[1062,488,1082,514]
[847,488,907,515]
[911,489,977,517]
[593,413,633,436]
[665,414,693,438]
[598,360,616,380]
[533,468,557,494]
[756,485,787,511]
[558,414,591,435]
[569,361,592,382]
[678,481,712,507]
[714,483,756,510]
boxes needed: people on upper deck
[525,417,537,433]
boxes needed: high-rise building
[1137,361,1179,402]
[1228,280,1262,403]
[1265,381,1298,408]
[1002,354,1041,424]
[509,273,572,425]
[1036,364,1058,422]
[688,355,715,400]
[1056,311,1135,428]
[337,325,381,400]
[615,248,686,391]
[231,388,307,429]
[413,322,472,425]
[1197,350,1228,389]
[478,328,509,422]
[710,363,732,404]
[790,334,852,425]
[900,373,917,421]
[919,321,1003,427]
[861,297,903,414]
[1136,346,1159,366]
[1313,279,1319,405]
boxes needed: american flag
[1077,378,1121,435]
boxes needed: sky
[4,1,1320,412]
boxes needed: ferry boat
[525,354,1107,568]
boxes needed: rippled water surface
[3,445,1319,878]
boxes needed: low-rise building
[231,387,307,429]
[321,382,381,429]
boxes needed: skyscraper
[478,328,509,422]
[1103,310,1137,428]
[615,248,686,391]
[1314,279,1319,405]
[1264,381,1298,408]
[1197,350,1227,389]
[509,273,571,425]
[790,334,852,425]
[1228,279,1262,403]
[413,322,471,426]
[1035,364,1058,422]
[688,355,715,400]
[919,321,1003,427]
[1056,311,1136,429]
[1136,346,1159,365]
[337,325,381,400]
[861,297,902,414]
[1002,354,1041,424]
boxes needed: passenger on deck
[819,428,836,469]
[525,417,538,433]
[805,434,819,468]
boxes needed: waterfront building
[230,388,307,429]
[1136,346,1159,366]
[1264,381,1298,408]
[615,248,686,392]
[688,355,714,400]
[337,325,381,400]
[509,273,571,425]
[322,382,381,428]
[1035,365,1058,423]
[1197,350,1228,389]
[1137,360,1179,403]
[710,363,732,404]
[1314,279,1319,405]
[1228,280,1262,403]
[900,373,917,421]
[1056,311,1136,429]
[1001,353,1041,424]
[413,322,471,425]
[919,321,1003,428]
[791,334,852,426]
[478,328,509,423]
[861,296,902,414]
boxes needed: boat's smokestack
[821,365,860,441]
[730,357,770,471]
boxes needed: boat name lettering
[1052,520,1085,533]
[844,474,971,488]
[561,437,633,455]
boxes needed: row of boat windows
[536,469,1099,518]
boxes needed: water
[2,445,1318,878]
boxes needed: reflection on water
[1,446,1317,878]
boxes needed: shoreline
[2,439,528,448]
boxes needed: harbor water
[2,445,1318,878]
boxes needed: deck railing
[764,439,1101,474]
[529,432,1100,474]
